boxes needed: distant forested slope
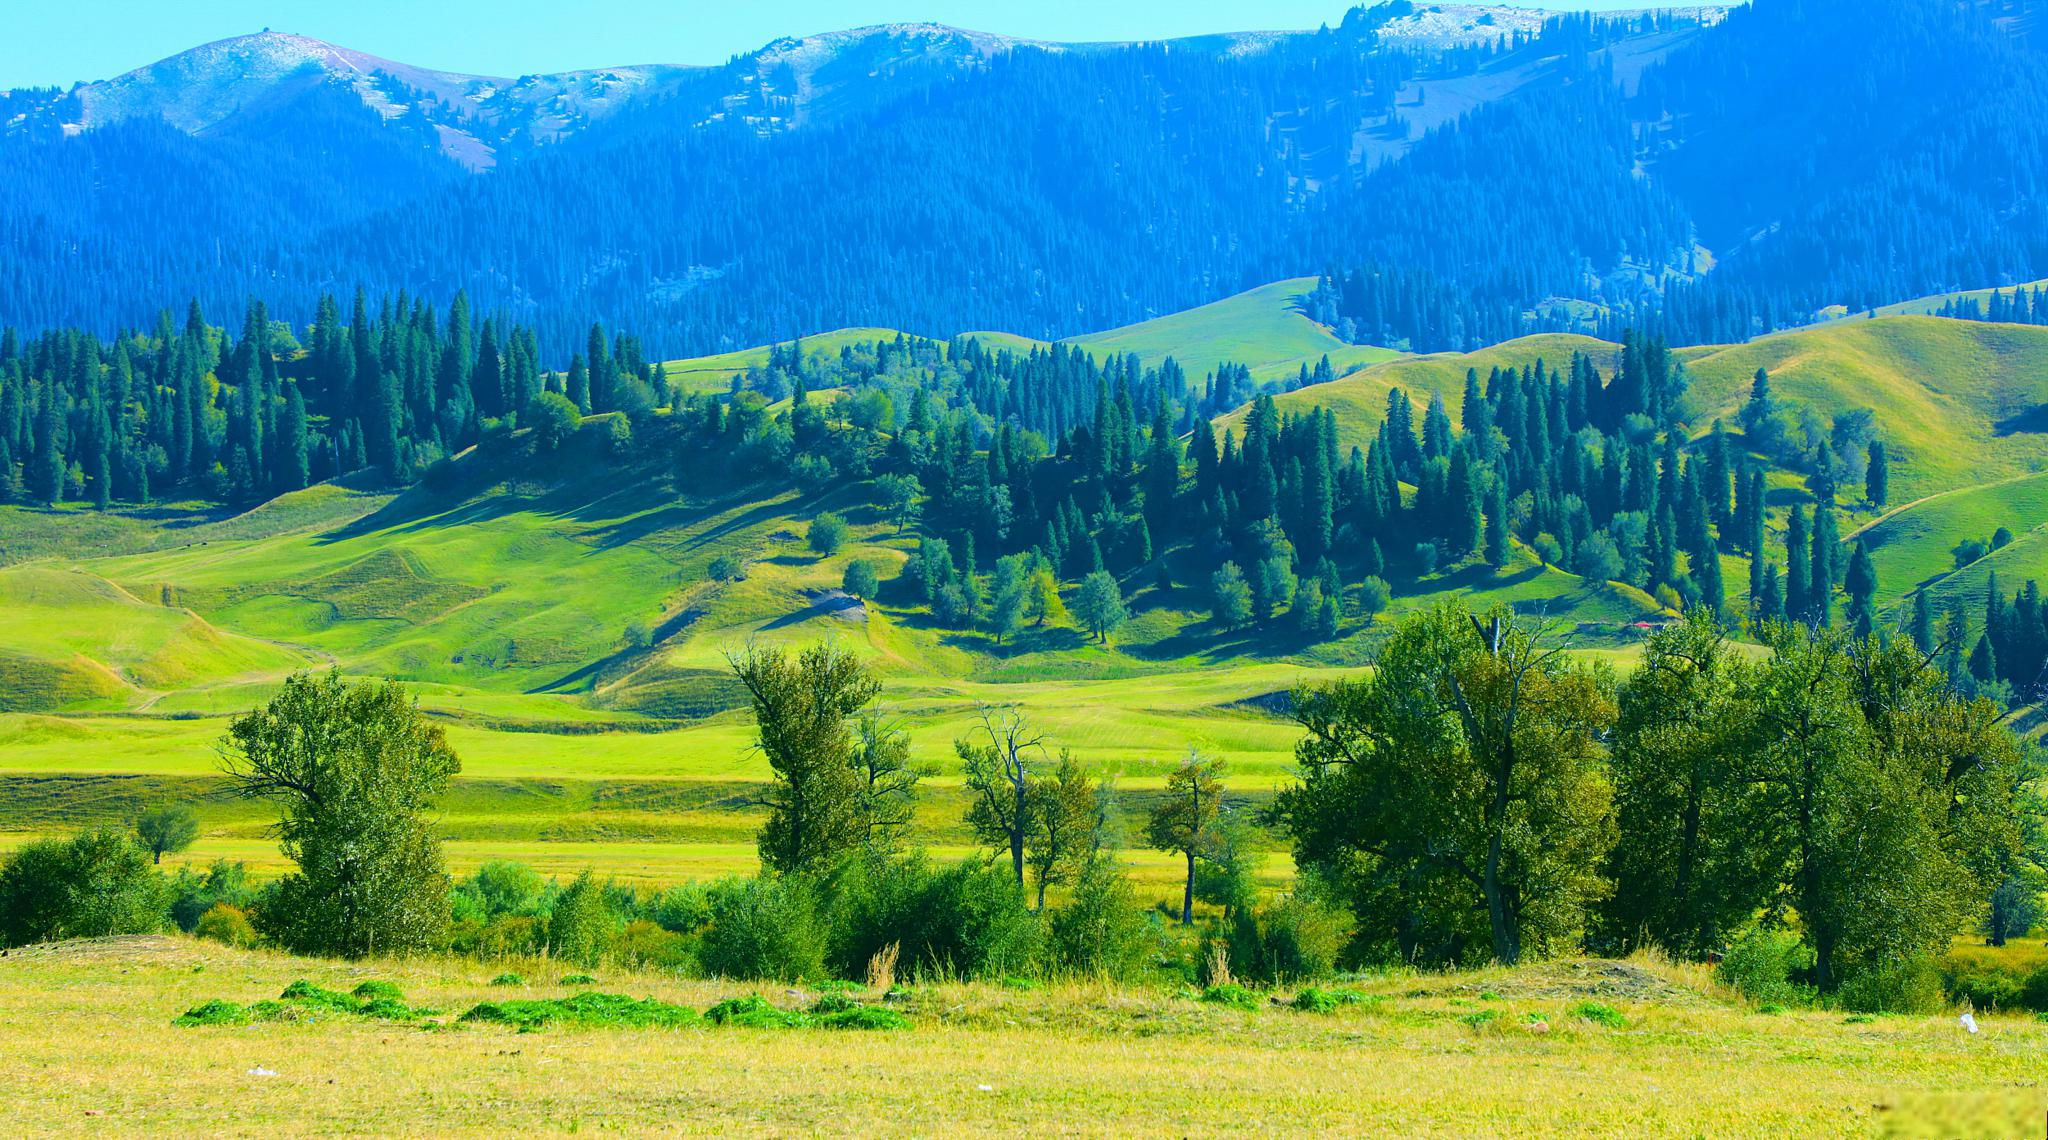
[0,0,2044,359]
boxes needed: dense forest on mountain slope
[6,0,2040,360]
[11,280,1999,686]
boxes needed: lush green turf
[1849,473,2048,617]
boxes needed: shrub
[1292,987,1339,1013]
[448,915,543,959]
[352,981,404,1002]
[814,1004,910,1030]
[0,827,166,947]
[1717,929,1814,1008]
[547,872,618,968]
[1572,1001,1627,1028]
[168,860,255,932]
[808,513,849,556]
[699,876,827,982]
[490,973,527,987]
[279,980,363,1014]
[1200,983,1261,1010]
[194,903,257,948]
[704,994,804,1028]
[1944,959,2029,1012]
[1838,956,1946,1014]
[174,1000,257,1027]
[462,992,699,1030]
[173,999,300,1027]
[708,554,747,582]
[1047,858,1156,982]
[615,919,694,972]
[1224,880,1352,985]
[843,559,880,600]
[464,861,546,919]
[827,856,1041,982]
[646,882,713,934]
[525,392,581,453]
[560,974,597,986]
[1255,886,1352,984]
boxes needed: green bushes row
[0,825,1354,991]
[1716,928,1952,1015]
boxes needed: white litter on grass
[976,1084,994,1092]
[247,1067,278,1077]
[1959,1013,1979,1034]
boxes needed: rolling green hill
[7,285,2048,888]
[1061,277,1404,385]
[1814,280,2048,324]
[659,277,1404,393]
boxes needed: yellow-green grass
[658,326,912,395]
[1813,278,2048,324]
[654,278,1406,399]
[1221,332,1617,449]
[0,832,1294,902]
[1677,317,2048,504]
[0,936,2036,1137]
[0,566,316,711]
[1241,317,2048,509]
[955,330,1051,355]
[1063,277,1403,385]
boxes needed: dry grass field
[0,935,2039,1138]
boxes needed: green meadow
[7,284,2048,895]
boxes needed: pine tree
[1910,590,1934,655]
[1844,538,1877,636]
[1866,440,1889,507]
[1786,505,1811,624]
[1809,507,1839,627]
[279,382,310,492]
[1483,481,1510,569]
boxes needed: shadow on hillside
[1996,405,2048,436]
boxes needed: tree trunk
[1483,828,1515,965]
[1011,774,1027,890]
[1181,849,1196,925]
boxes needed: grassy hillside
[1227,332,1618,447]
[1677,317,2048,503]
[1239,318,2048,510]
[1849,474,2048,612]
[6,299,2045,886]
[656,279,1404,398]
[1815,279,2048,323]
[3,935,2039,1137]
[1062,277,1404,385]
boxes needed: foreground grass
[0,936,2037,1137]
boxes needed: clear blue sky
[4,0,1658,88]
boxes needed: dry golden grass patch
[0,936,2041,1136]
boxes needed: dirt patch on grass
[1443,959,1704,1005]
[800,588,866,624]
[0,934,223,968]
